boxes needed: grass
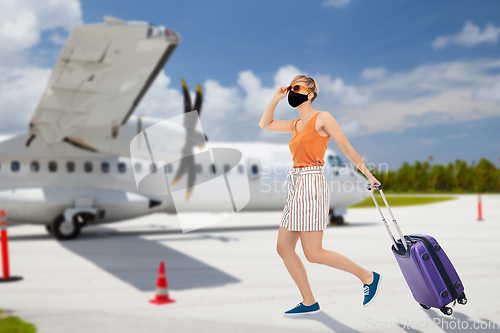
[348,195,457,208]
[0,310,37,333]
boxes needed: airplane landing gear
[52,214,81,240]
[328,208,346,226]
[331,215,345,225]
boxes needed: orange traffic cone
[149,261,175,304]
[0,209,22,283]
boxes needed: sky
[0,0,499,171]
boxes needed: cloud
[328,58,500,137]
[432,21,500,50]
[473,80,500,101]
[0,66,51,134]
[136,64,373,141]
[315,75,372,106]
[338,120,367,135]
[0,0,82,133]
[361,67,388,80]
[48,32,68,45]
[404,110,454,127]
[135,71,184,118]
[4,58,500,142]
[0,0,82,64]
[203,79,241,118]
[323,0,352,8]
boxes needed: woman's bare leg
[299,230,374,285]
[277,226,317,306]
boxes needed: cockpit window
[328,155,344,166]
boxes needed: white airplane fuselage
[0,114,369,228]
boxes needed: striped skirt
[280,165,330,231]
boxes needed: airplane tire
[328,209,345,225]
[52,215,81,240]
[334,215,345,225]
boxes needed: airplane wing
[29,16,181,147]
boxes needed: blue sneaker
[363,271,382,307]
[284,302,320,316]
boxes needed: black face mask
[288,90,310,108]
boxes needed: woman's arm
[259,87,297,133]
[319,112,380,188]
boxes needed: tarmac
[1,194,499,333]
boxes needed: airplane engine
[0,187,164,240]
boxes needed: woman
[259,75,382,316]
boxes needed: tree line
[364,157,500,193]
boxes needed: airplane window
[223,164,231,173]
[101,162,110,173]
[196,164,202,174]
[84,162,93,173]
[150,163,157,173]
[134,162,142,173]
[164,164,172,173]
[11,161,20,172]
[328,155,344,166]
[30,161,39,172]
[251,164,258,175]
[238,164,244,174]
[118,162,126,173]
[49,161,57,172]
[211,164,216,174]
[66,161,75,173]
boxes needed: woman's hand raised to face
[273,86,288,101]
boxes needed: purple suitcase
[366,183,467,316]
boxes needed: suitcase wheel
[419,303,431,310]
[439,306,453,316]
[457,292,467,305]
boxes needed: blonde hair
[290,75,319,102]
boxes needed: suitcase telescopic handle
[366,183,408,251]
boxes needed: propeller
[170,79,206,201]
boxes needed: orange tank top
[289,111,330,168]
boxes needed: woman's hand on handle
[368,176,381,191]
[273,86,288,101]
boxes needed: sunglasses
[287,85,316,96]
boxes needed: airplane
[0,16,369,240]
